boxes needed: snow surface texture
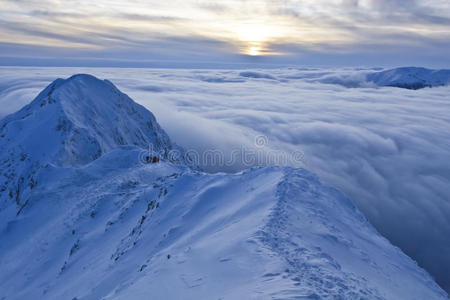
[0,67,449,293]
[0,75,447,299]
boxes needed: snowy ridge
[259,169,444,299]
[0,75,447,299]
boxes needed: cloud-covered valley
[0,66,449,292]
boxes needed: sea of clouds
[0,66,449,292]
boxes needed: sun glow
[232,23,282,56]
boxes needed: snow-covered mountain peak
[11,73,173,163]
[366,67,450,89]
[0,74,175,209]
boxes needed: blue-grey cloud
[0,0,449,67]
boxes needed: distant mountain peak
[367,67,450,89]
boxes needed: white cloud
[0,66,449,292]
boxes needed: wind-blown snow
[0,67,449,293]
[0,75,447,299]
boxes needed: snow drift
[0,74,447,299]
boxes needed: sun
[247,46,262,56]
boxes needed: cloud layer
[0,67,449,293]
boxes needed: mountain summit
[1,74,173,166]
[0,75,447,299]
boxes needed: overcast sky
[1,0,450,67]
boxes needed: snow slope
[366,67,450,89]
[0,75,447,299]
